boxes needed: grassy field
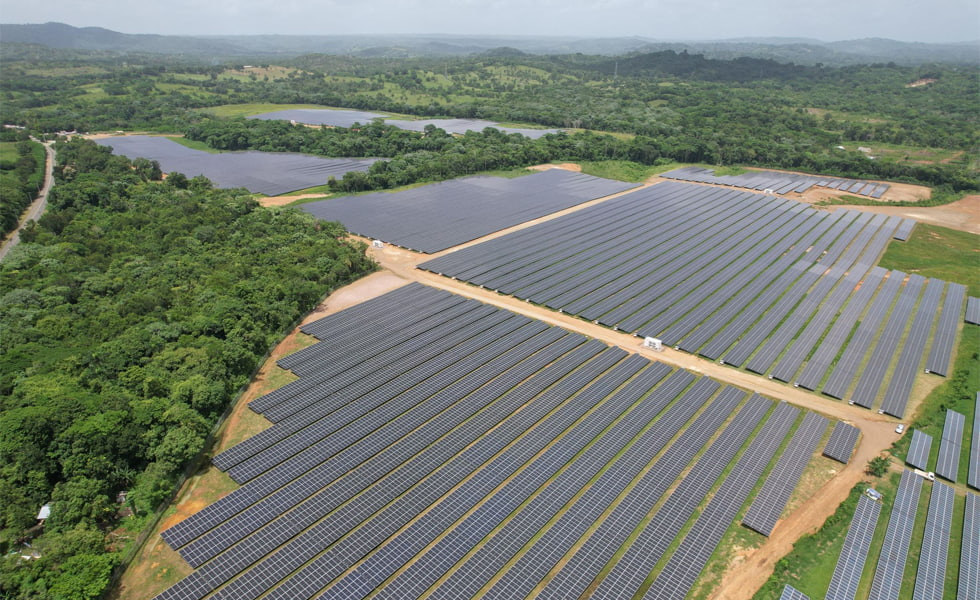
[579,160,677,182]
[0,141,19,162]
[879,223,980,296]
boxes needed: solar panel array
[421,181,961,416]
[95,136,377,196]
[825,494,881,600]
[972,393,980,490]
[660,166,892,199]
[250,109,563,138]
[780,585,811,600]
[823,421,860,464]
[302,168,638,253]
[906,429,933,470]
[154,283,842,600]
[925,283,966,376]
[913,480,955,600]
[744,411,828,536]
[869,470,923,600]
[961,493,980,600]
[966,296,980,325]
[936,409,965,482]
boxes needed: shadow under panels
[302,168,639,253]
[421,180,966,417]
[155,282,849,600]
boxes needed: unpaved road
[0,141,54,261]
[360,234,907,600]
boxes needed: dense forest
[0,138,375,598]
[0,131,46,237]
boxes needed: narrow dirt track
[0,141,54,261]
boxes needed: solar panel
[935,409,965,482]
[869,470,923,600]
[960,492,980,600]
[303,169,638,253]
[906,429,933,470]
[635,402,799,600]
[912,481,955,600]
[825,494,881,600]
[972,393,980,490]
[536,394,772,600]
[879,278,944,417]
[743,412,828,536]
[925,282,965,377]
[967,296,980,325]
[823,422,860,464]
[780,585,811,600]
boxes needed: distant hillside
[1,22,977,65]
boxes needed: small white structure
[36,504,51,521]
[372,240,385,249]
[764,188,775,195]
[642,337,663,351]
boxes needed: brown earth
[256,193,331,207]
[818,194,980,236]
[527,162,583,172]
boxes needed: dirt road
[359,234,907,600]
[0,141,54,261]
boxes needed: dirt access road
[358,234,906,600]
[0,141,54,261]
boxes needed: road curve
[0,140,55,262]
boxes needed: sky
[3,0,978,43]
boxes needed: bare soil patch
[819,194,980,236]
[800,180,930,204]
[256,193,330,208]
[528,162,582,172]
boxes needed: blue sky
[3,0,978,42]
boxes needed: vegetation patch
[878,223,980,296]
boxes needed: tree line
[0,130,46,237]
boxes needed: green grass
[579,160,677,182]
[0,141,19,162]
[201,103,339,118]
[168,136,223,153]
[878,223,980,297]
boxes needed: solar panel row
[640,402,800,600]
[482,387,747,600]
[743,412,828,536]
[302,169,638,253]
[385,377,728,600]
[912,480,955,600]
[972,393,980,490]
[879,278,944,417]
[420,181,945,407]
[780,585,811,600]
[256,355,655,600]
[869,470,923,600]
[823,422,860,464]
[660,166,890,199]
[925,283,966,376]
[825,494,881,600]
[906,429,933,471]
[850,274,926,410]
[967,296,980,325]
[157,342,631,599]
[961,492,979,600]
[537,394,773,600]
[153,283,870,600]
[936,409,965,482]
